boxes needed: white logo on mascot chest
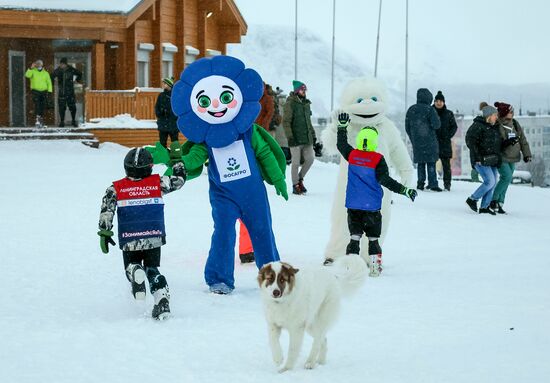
[211,140,251,183]
[190,75,243,124]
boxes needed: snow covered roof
[0,0,143,13]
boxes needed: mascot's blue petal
[179,58,213,86]
[171,81,192,116]
[178,113,208,143]
[205,122,240,148]
[235,69,263,102]
[172,55,264,146]
[232,102,261,133]
[211,55,245,79]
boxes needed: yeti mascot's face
[340,78,388,127]
[171,55,264,148]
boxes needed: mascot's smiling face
[347,97,385,124]
[172,56,263,148]
[191,75,243,124]
[340,78,388,126]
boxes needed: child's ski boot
[369,253,382,277]
[151,275,170,320]
[125,263,146,300]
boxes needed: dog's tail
[330,254,368,297]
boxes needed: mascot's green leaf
[253,124,287,185]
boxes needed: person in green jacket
[490,102,532,214]
[25,60,52,128]
[283,80,318,195]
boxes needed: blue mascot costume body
[171,55,288,294]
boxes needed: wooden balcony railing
[84,88,161,121]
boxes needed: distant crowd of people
[405,88,531,215]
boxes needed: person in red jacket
[97,147,186,320]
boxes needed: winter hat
[60,57,68,65]
[293,80,306,92]
[481,105,498,118]
[494,102,513,118]
[479,101,489,111]
[163,77,174,87]
[355,127,379,152]
[434,90,445,103]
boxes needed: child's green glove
[401,187,418,202]
[98,229,116,254]
[169,141,183,166]
[145,142,170,166]
[274,179,288,201]
[337,111,350,130]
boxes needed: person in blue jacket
[327,112,417,277]
[170,55,288,294]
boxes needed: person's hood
[416,88,433,105]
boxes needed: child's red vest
[112,175,166,248]
[346,150,384,211]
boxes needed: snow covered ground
[1,140,549,383]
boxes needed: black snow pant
[58,94,77,123]
[440,157,452,187]
[346,209,383,255]
[123,247,167,293]
[31,90,48,119]
[159,130,180,148]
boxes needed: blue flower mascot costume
[156,55,288,294]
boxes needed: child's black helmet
[124,147,153,179]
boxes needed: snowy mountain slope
[227,25,550,117]
[1,140,549,383]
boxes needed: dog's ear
[281,262,299,276]
[257,264,271,286]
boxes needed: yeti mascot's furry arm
[322,78,413,263]
[170,55,288,294]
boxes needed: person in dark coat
[433,91,458,191]
[51,57,82,127]
[405,88,442,191]
[155,77,179,148]
[283,80,317,195]
[465,105,503,215]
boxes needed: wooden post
[151,0,163,87]
[92,42,106,90]
[197,8,206,59]
[0,42,9,126]
[174,0,186,76]
[125,25,137,88]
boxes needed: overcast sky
[234,0,550,86]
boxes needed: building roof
[0,0,143,13]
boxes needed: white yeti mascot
[322,78,414,264]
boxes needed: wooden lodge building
[0,0,247,145]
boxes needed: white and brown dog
[257,255,367,372]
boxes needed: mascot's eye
[371,96,378,102]
[356,98,364,103]
[198,95,211,108]
[220,90,234,104]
